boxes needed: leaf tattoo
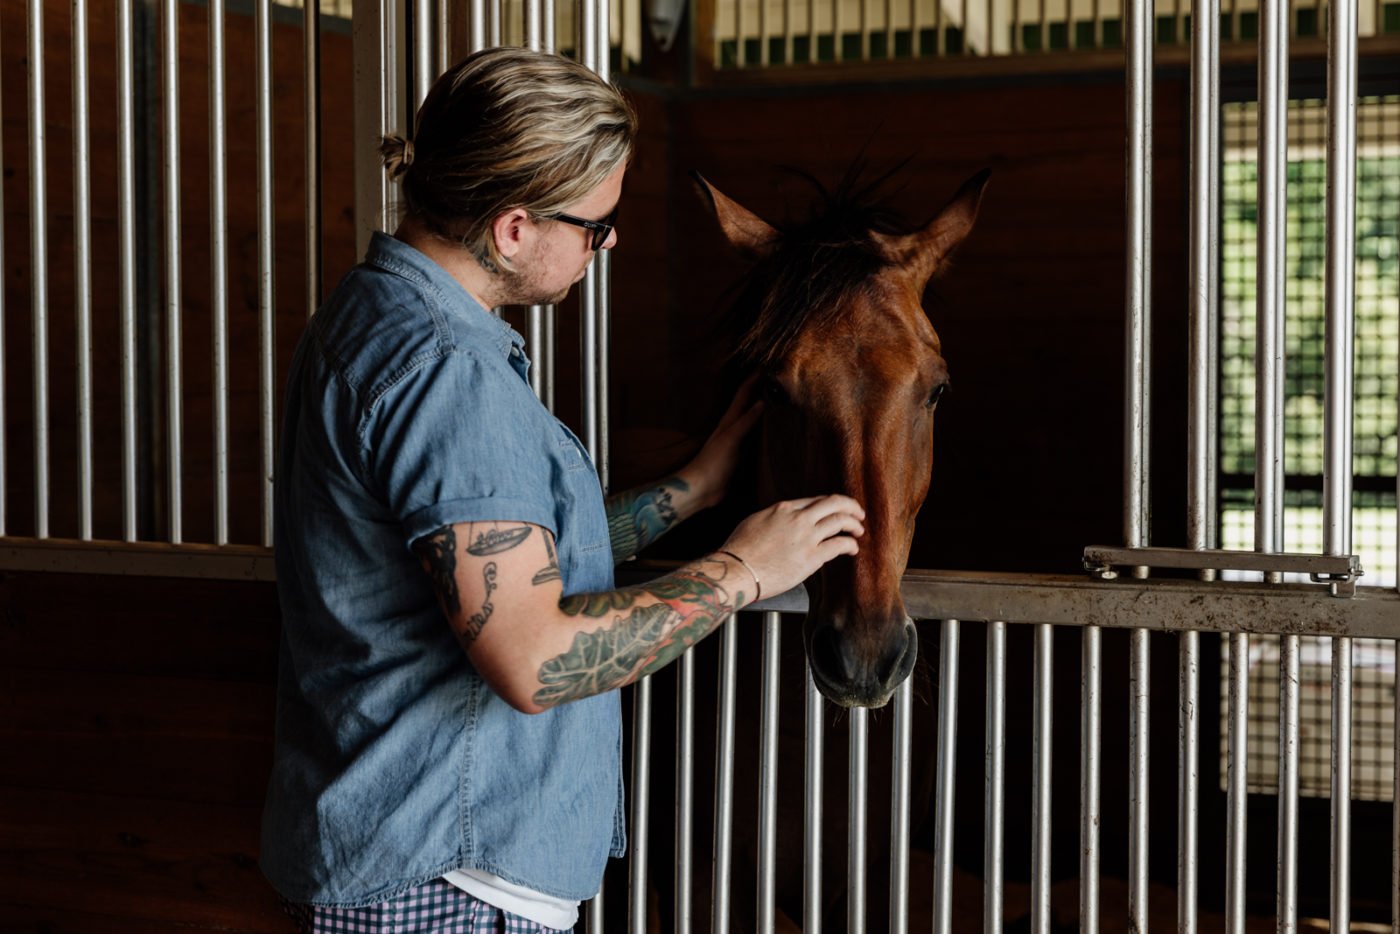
[415,527,461,618]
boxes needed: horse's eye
[925,382,948,408]
[762,378,787,404]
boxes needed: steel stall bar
[1323,0,1358,923]
[162,0,183,544]
[1227,631,1249,934]
[1080,625,1101,934]
[0,11,5,538]
[628,674,653,934]
[759,612,782,934]
[414,0,434,107]
[804,659,824,934]
[1278,632,1301,931]
[890,676,913,934]
[1031,623,1053,934]
[117,0,137,541]
[469,0,488,51]
[73,0,92,540]
[1178,629,1200,934]
[256,0,275,547]
[713,620,738,934]
[307,0,322,318]
[984,621,1006,934]
[26,0,47,539]
[211,0,230,544]
[848,705,868,934]
[437,0,450,75]
[932,619,959,934]
[524,0,551,412]
[1128,629,1150,934]
[675,648,696,934]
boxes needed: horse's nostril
[878,624,918,687]
[810,624,854,683]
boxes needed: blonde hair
[380,47,637,271]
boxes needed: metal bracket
[1082,546,1364,597]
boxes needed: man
[262,47,863,932]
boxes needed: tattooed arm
[412,496,864,714]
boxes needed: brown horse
[695,168,989,709]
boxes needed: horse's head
[697,169,988,708]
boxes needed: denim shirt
[261,232,625,907]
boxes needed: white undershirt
[442,868,581,931]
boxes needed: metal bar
[528,307,546,400]
[117,0,137,542]
[784,0,793,63]
[1093,0,1101,48]
[1080,626,1101,934]
[804,659,824,934]
[984,621,1006,934]
[890,675,912,934]
[860,0,869,58]
[437,0,450,73]
[848,705,868,934]
[488,0,502,47]
[1278,633,1300,933]
[910,0,919,56]
[932,619,959,934]
[1014,0,1022,51]
[713,620,738,934]
[1031,623,1053,934]
[306,0,322,318]
[1085,545,1362,579]
[1125,0,1152,555]
[1128,628,1150,934]
[596,250,611,491]
[808,0,818,58]
[1226,632,1248,934]
[210,0,230,545]
[0,538,277,579]
[544,0,556,53]
[1188,0,1220,560]
[675,648,695,934]
[414,0,432,107]
[588,891,605,933]
[256,0,275,548]
[1038,0,1047,49]
[1331,637,1352,932]
[1179,630,1200,934]
[28,0,48,539]
[628,676,652,934]
[761,0,770,63]
[832,0,840,61]
[886,0,896,57]
[758,612,782,934]
[579,0,600,458]
[1257,0,1288,566]
[0,9,5,537]
[73,0,92,540]
[162,0,182,544]
[738,0,747,65]
[469,0,487,51]
[525,0,544,49]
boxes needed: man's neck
[394,216,500,311]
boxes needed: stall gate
[0,0,1395,931]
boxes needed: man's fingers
[796,494,866,523]
[813,511,865,540]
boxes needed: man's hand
[684,374,763,510]
[718,495,865,599]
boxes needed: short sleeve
[362,349,560,549]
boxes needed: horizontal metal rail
[1084,545,1364,592]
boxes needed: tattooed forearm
[534,560,743,708]
[414,527,461,618]
[532,534,561,586]
[460,562,498,647]
[605,476,690,561]
[467,525,532,556]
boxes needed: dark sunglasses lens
[593,210,618,249]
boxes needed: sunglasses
[548,208,618,251]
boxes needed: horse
[694,167,990,710]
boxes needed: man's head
[382,47,637,286]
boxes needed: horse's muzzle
[805,618,918,708]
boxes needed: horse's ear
[879,168,991,288]
[691,171,780,260]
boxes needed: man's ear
[491,208,534,263]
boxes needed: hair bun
[379,134,415,180]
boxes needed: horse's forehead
[787,284,944,381]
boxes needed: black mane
[730,172,923,370]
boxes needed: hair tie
[379,134,415,180]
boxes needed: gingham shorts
[282,879,571,933]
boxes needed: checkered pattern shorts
[282,879,571,933]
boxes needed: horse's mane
[730,166,924,370]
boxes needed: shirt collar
[364,231,526,359]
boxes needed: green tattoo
[414,527,461,618]
[605,476,691,561]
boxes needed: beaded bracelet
[715,549,762,603]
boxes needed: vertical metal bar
[1080,626,1101,934]
[1031,623,1053,934]
[1014,0,1023,51]
[848,705,868,934]
[713,620,738,934]
[210,0,230,545]
[0,10,6,538]
[414,0,433,107]
[488,0,502,47]
[784,0,793,62]
[588,892,605,933]
[758,611,782,934]
[1179,630,1200,934]
[1038,0,1048,48]
[1093,0,1101,48]
[28,0,49,539]
[437,0,450,74]
[804,659,824,934]
[579,0,600,459]
[525,0,544,49]
[469,0,488,51]
[306,0,322,318]
[256,0,275,548]
[760,0,771,63]
[545,0,557,52]
[628,675,652,934]
[1129,629,1150,934]
[808,0,818,57]
[161,0,182,544]
[910,0,919,55]
[73,0,93,540]
[1331,637,1353,933]
[932,619,960,934]
[117,0,137,542]
[890,675,913,934]
[1126,0,1152,555]
[984,621,1006,934]
[860,0,869,58]
[1257,0,1288,566]
[1278,633,1301,933]
[596,248,611,490]
[833,0,841,61]
[1226,632,1249,934]
[675,648,696,934]
[885,0,896,57]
